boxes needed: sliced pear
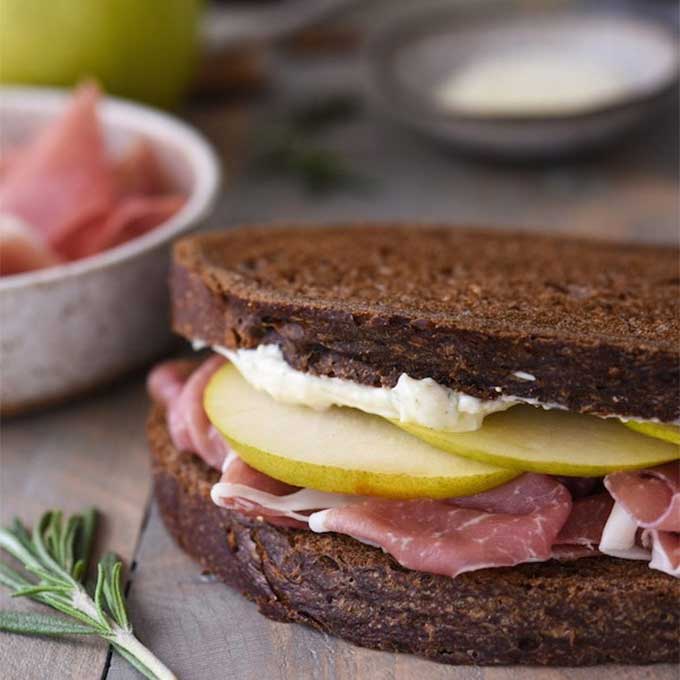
[204,364,517,499]
[623,420,680,445]
[393,405,680,477]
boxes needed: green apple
[393,406,680,477]
[0,0,202,108]
[623,420,680,445]
[204,364,517,499]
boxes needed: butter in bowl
[366,6,679,159]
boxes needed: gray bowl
[0,87,221,415]
[366,7,679,159]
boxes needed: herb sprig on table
[255,94,375,195]
[0,509,175,680]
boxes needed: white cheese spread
[213,343,520,432]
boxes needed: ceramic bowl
[0,87,221,415]
[366,7,679,159]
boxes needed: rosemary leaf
[75,508,96,578]
[11,520,33,554]
[101,554,129,630]
[72,560,85,583]
[60,516,80,574]
[290,94,361,133]
[31,513,71,581]
[12,584,70,598]
[35,591,103,630]
[0,562,33,591]
[0,528,43,572]
[45,511,63,566]
[25,564,66,586]
[0,611,96,637]
[254,93,372,195]
[94,562,108,624]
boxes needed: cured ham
[63,194,185,260]
[555,493,613,547]
[605,463,679,531]
[307,475,572,578]
[648,531,680,576]
[602,463,680,577]
[549,493,613,560]
[0,83,185,276]
[149,355,679,580]
[555,476,601,499]
[148,357,231,470]
[147,359,197,406]
[212,452,358,529]
[0,214,61,276]
[213,452,304,529]
[0,83,114,249]
[113,139,172,198]
[212,454,599,573]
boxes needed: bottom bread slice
[147,404,679,666]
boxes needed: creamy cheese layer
[211,343,524,432]
[200,342,673,430]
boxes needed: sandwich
[147,224,679,666]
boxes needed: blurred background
[2,0,677,243]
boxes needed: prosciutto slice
[113,139,172,197]
[63,194,185,260]
[602,463,680,577]
[555,493,613,548]
[0,83,185,276]
[212,452,360,529]
[147,359,197,406]
[213,457,584,575]
[0,83,114,249]
[212,452,305,528]
[308,474,572,578]
[0,214,61,275]
[550,493,613,560]
[147,357,231,470]
[605,463,679,531]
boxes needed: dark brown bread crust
[170,225,680,422]
[148,404,680,666]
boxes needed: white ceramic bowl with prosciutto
[0,87,221,415]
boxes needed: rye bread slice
[148,404,680,666]
[170,225,680,423]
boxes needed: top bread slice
[171,224,680,422]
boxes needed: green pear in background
[0,0,203,108]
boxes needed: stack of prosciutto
[149,357,679,579]
[0,84,185,277]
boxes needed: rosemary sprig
[289,94,362,133]
[254,93,374,195]
[257,134,367,194]
[0,509,176,680]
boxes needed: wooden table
[2,20,678,680]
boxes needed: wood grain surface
[1,3,678,678]
[0,379,151,680]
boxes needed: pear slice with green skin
[204,363,517,499]
[393,405,680,477]
[623,420,680,445]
